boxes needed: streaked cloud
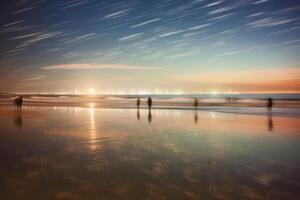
[118,33,144,41]
[63,33,98,44]
[253,0,268,5]
[188,23,211,31]
[16,31,62,48]
[247,17,297,29]
[13,7,35,14]
[131,18,161,28]
[158,30,185,37]
[209,6,235,15]
[20,75,47,82]
[204,1,223,8]
[3,20,24,27]
[0,0,299,93]
[105,9,130,18]
[42,63,162,71]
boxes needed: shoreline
[1,103,300,119]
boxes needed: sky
[0,0,300,94]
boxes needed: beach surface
[0,104,299,200]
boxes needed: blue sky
[0,0,300,93]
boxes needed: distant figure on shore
[267,97,273,114]
[193,97,199,107]
[225,97,239,103]
[147,97,152,110]
[14,96,23,110]
[137,97,141,109]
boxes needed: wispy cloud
[217,45,265,56]
[246,12,265,18]
[3,20,23,27]
[105,9,130,19]
[13,7,35,14]
[63,33,98,44]
[208,12,238,22]
[247,17,297,29]
[20,75,47,82]
[158,30,185,37]
[16,31,62,48]
[131,18,161,28]
[253,0,268,5]
[204,1,223,8]
[118,33,144,41]
[188,23,211,31]
[42,63,162,71]
[209,6,235,15]
[11,32,43,40]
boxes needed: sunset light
[1,0,300,199]
[88,88,96,95]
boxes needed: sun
[210,90,219,95]
[88,88,96,95]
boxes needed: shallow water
[0,106,299,200]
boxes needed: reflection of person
[194,111,198,124]
[137,97,141,109]
[147,97,152,110]
[148,110,152,123]
[14,111,23,129]
[137,109,140,121]
[267,97,273,114]
[193,98,198,107]
[268,113,273,131]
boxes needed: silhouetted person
[148,110,152,123]
[193,97,199,107]
[14,96,23,110]
[137,109,140,121]
[20,96,23,108]
[147,97,152,110]
[267,97,273,114]
[137,97,141,109]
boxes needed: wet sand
[0,106,299,199]
[1,94,300,109]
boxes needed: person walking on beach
[18,96,23,110]
[14,96,23,110]
[137,97,141,109]
[267,97,273,114]
[147,97,152,110]
[193,97,199,107]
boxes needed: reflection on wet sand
[13,110,23,129]
[194,111,198,124]
[268,113,274,131]
[89,107,97,151]
[0,107,299,200]
[148,110,152,123]
[137,109,140,121]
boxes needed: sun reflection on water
[89,106,97,151]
